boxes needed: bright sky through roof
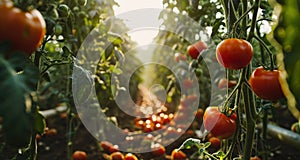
[114,0,163,45]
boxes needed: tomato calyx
[218,106,236,119]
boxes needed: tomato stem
[231,5,255,37]
[247,0,261,41]
[261,104,269,160]
[221,67,246,114]
[242,85,256,160]
[256,25,266,66]
[223,108,240,159]
[253,35,275,70]
[241,0,248,37]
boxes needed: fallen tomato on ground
[110,152,125,160]
[151,143,166,157]
[72,150,87,160]
[171,149,187,160]
[124,153,138,160]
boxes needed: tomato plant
[0,0,299,159]
[203,107,236,139]
[249,66,285,101]
[216,38,253,69]
[0,0,46,55]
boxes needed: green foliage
[0,48,44,148]
[274,0,300,105]
[0,0,142,158]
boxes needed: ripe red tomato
[155,123,163,130]
[44,128,58,136]
[100,141,119,153]
[151,143,166,157]
[124,153,138,160]
[143,123,154,133]
[203,107,236,139]
[100,141,113,151]
[109,145,120,153]
[110,152,124,160]
[183,79,194,89]
[216,38,253,69]
[0,1,46,56]
[208,137,221,149]
[186,129,194,136]
[218,78,237,89]
[187,40,207,59]
[72,151,87,160]
[171,149,187,160]
[195,108,204,120]
[249,67,285,101]
[250,156,261,160]
[174,53,187,62]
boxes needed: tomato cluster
[0,0,46,56]
[109,152,138,160]
[100,141,139,160]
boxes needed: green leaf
[0,53,39,148]
[214,151,226,158]
[204,142,211,148]
[34,111,46,135]
[178,138,201,150]
[108,32,124,46]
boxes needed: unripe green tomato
[73,6,80,12]
[54,24,63,36]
